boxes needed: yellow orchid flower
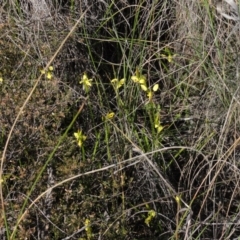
[160,47,177,63]
[145,210,156,227]
[40,66,54,80]
[131,68,146,85]
[103,112,115,121]
[74,130,87,147]
[154,112,163,133]
[146,84,159,101]
[49,66,54,71]
[47,71,53,80]
[140,84,148,91]
[79,73,92,93]
[155,124,163,134]
[111,78,125,89]
[153,84,159,91]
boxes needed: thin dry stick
[0,8,89,232]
